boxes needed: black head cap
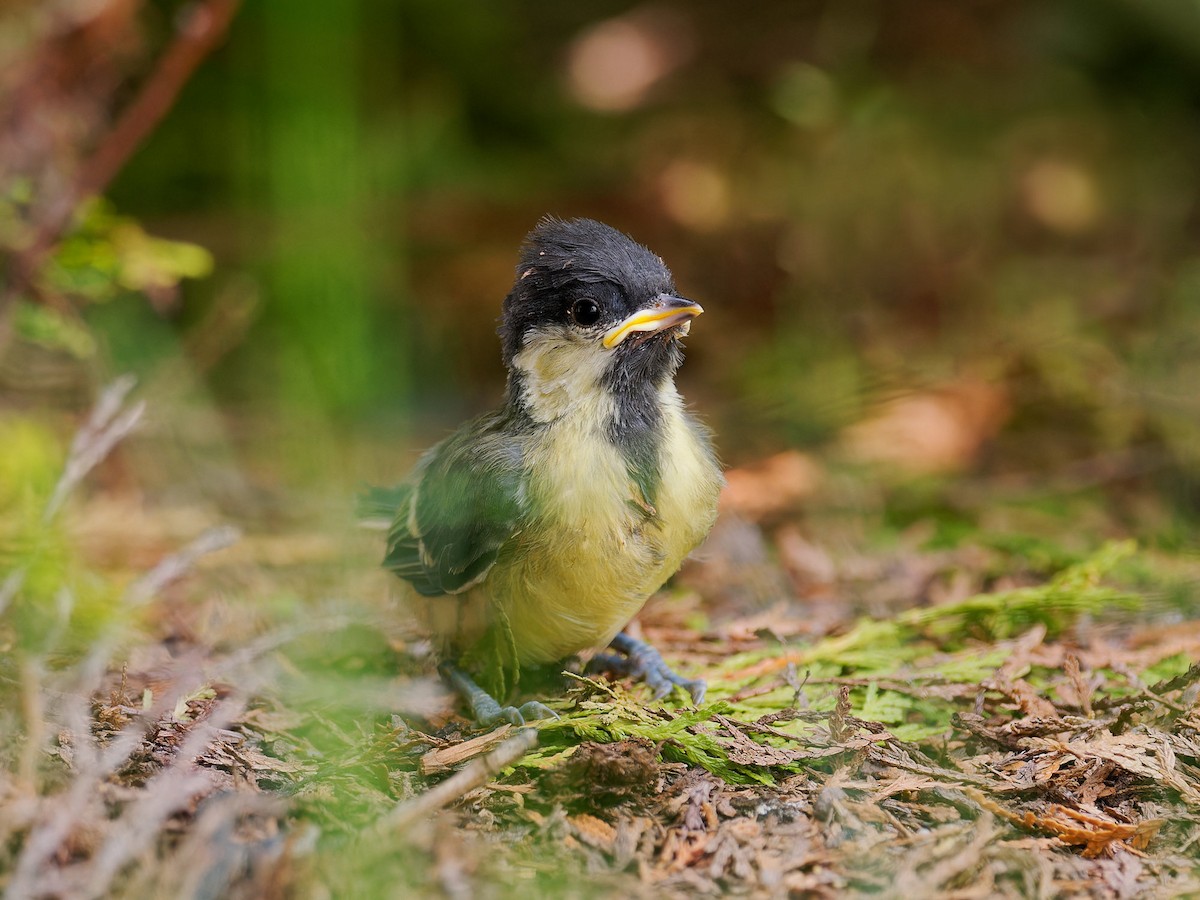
[498,217,676,365]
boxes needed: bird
[365,217,723,725]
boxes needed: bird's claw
[474,698,559,727]
[440,661,559,727]
[588,639,706,704]
[636,648,706,704]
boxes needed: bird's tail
[356,483,410,529]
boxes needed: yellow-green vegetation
[527,542,1149,781]
[0,416,119,660]
[4,391,1200,897]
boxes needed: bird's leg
[588,632,706,704]
[438,662,557,727]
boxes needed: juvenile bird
[368,217,723,724]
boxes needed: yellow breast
[487,386,722,665]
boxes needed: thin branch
[124,524,242,607]
[8,609,350,896]
[2,0,242,313]
[16,656,46,790]
[77,699,248,900]
[370,728,540,836]
[44,374,143,521]
[74,523,242,690]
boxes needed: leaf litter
[5,398,1200,897]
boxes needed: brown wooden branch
[371,728,540,836]
[1,0,242,314]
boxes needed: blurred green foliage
[2,0,1199,544]
[0,418,119,662]
[5,6,1200,894]
[14,304,96,359]
[9,199,212,360]
[45,200,212,305]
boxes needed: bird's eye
[571,298,602,327]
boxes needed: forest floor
[5,394,1200,898]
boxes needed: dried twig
[372,728,540,836]
[2,0,242,313]
[16,657,45,789]
[9,660,216,897]
[9,621,305,900]
[420,725,514,776]
[138,792,295,900]
[6,415,251,900]
[44,374,144,520]
[76,699,248,900]
[125,524,242,606]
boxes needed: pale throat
[510,330,620,426]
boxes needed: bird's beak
[602,294,704,349]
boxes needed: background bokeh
[6,0,1200,540]
[7,4,1200,895]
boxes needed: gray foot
[439,662,559,726]
[477,700,558,727]
[588,632,706,703]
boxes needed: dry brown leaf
[965,788,1162,858]
[829,686,853,742]
[570,813,617,853]
[1030,731,1200,807]
[720,451,821,521]
[721,720,813,767]
[870,772,947,798]
[419,724,513,776]
[840,380,1010,474]
[774,526,836,591]
[200,743,309,777]
[984,675,1060,719]
[1063,655,1094,718]
[995,625,1048,681]
[1033,620,1200,674]
[660,828,711,872]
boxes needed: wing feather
[380,415,526,597]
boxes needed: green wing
[381,417,527,597]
